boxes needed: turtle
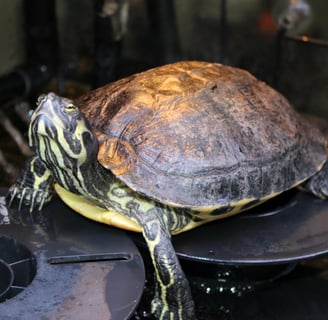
[6,61,328,320]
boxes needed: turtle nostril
[36,94,47,106]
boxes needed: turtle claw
[6,185,52,213]
[6,186,27,213]
[6,186,18,210]
[6,185,53,225]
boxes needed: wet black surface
[0,188,145,320]
[2,189,328,319]
[3,187,328,319]
[131,190,328,319]
[131,252,328,320]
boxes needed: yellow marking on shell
[173,192,283,235]
[54,183,142,232]
[56,180,283,237]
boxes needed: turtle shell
[75,61,326,209]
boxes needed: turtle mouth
[29,110,62,149]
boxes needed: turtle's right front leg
[138,207,195,320]
[145,226,195,320]
[6,156,54,221]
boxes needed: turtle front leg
[137,207,195,320]
[6,156,54,220]
[302,162,328,199]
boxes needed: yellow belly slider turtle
[7,61,328,319]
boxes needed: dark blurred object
[218,0,228,62]
[145,0,181,65]
[0,0,58,104]
[0,64,52,104]
[273,0,312,34]
[93,0,129,87]
[23,0,58,67]
[272,0,328,88]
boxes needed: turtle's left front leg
[6,156,54,222]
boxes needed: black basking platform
[0,188,145,320]
[172,190,328,264]
[130,189,328,265]
[2,187,328,320]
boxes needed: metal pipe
[0,64,51,104]
[0,0,58,104]
[285,33,328,48]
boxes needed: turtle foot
[302,162,328,199]
[6,185,52,212]
[150,270,196,320]
[151,296,195,320]
[6,185,53,225]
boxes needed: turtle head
[29,93,98,171]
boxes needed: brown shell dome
[75,61,326,209]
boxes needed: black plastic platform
[173,190,328,265]
[129,190,328,265]
[0,188,145,320]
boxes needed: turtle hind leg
[302,162,328,199]
[139,207,195,320]
[6,156,54,223]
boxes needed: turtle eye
[64,103,77,113]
